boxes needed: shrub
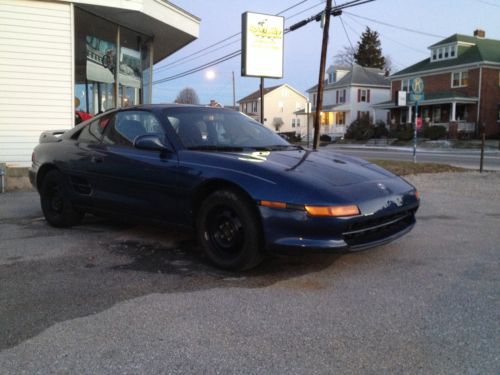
[397,128,414,141]
[320,134,332,142]
[345,117,374,140]
[423,125,447,140]
[374,120,389,138]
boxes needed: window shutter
[357,111,360,120]
[336,91,339,103]
[367,89,371,103]
[343,89,346,102]
[357,89,361,102]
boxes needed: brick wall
[480,68,500,135]
[389,67,500,136]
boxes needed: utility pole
[260,77,264,124]
[232,71,236,109]
[313,0,332,150]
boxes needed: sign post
[241,12,284,125]
[410,78,424,163]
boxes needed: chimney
[474,29,485,38]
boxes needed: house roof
[392,34,500,77]
[238,85,282,103]
[306,63,389,92]
[237,84,307,103]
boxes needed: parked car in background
[30,104,419,270]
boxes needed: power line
[153,50,241,85]
[340,17,407,69]
[475,0,500,7]
[344,14,427,54]
[154,0,376,85]
[343,11,446,38]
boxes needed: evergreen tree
[354,27,386,69]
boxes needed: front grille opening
[342,209,416,247]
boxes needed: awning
[76,1,200,64]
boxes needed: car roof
[123,103,237,112]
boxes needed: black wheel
[196,190,264,271]
[40,170,83,228]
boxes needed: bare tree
[272,117,284,131]
[175,87,200,104]
[333,45,355,66]
[383,54,394,75]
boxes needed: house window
[292,119,296,128]
[278,101,284,112]
[433,107,441,123]
[251,101,258,113]
[450,46,456,57]
[438,48,443,59]
[401,79,410,92]
[360,89,367,102]
[400,109,407,124]
[335,112,345,125]
[339,89,346,103]
[297,118,300,127]
[452,71,468,88]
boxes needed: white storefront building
[0,0,199,165]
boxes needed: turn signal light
[260,200,287,209]
[305,205,360,217]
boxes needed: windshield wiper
[263,144,304,151]
[187,145,245,152]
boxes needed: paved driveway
[0,172,499,374]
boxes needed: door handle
[91,156,103,163]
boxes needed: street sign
[397,90,407,106]
[416,117,423,129]
[410,77,424,102]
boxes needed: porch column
[451,102,457,121]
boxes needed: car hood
[219,148,396,186]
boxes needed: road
[329,145,500,171]
[0,172,499,373]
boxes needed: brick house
[374,29,500,137]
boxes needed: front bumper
[28,168,37,190]
[260,198,419,253]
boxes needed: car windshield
[163,107,299,151]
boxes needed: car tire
[196,190,264,271]
[40,170,83,228]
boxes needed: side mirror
[134,134,172,152]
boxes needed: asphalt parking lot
[0,172,499,374]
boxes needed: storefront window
[119,27,145,107]
[74,8,152,119]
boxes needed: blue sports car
[30,104,419,270]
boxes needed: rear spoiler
[39,130,67,143]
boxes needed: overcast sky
[152,0,500,105]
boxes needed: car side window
[78,115,113,144]
[103,111,164,146]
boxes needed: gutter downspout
[476,64,482,135]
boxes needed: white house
[301,63,391,138]
[238,84,308,134]
[0,0,200,166]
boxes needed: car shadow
[0,216,341,351]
